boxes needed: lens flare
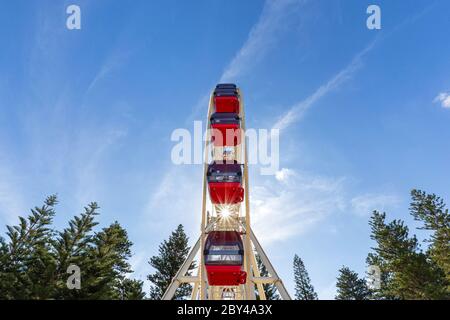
[221,207,232,218]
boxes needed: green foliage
[293,254,318,300]
[410,189,450,290]
[116,278,146,300]
[0,195,144,300]
[0,195,57,299]
[147,224,194,300]
[256,254,279,300]
[53,202,99,299]
[366,210,448,299]
[335,266,371,300]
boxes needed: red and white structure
[162,84,291,300]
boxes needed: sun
[220,206,232,218]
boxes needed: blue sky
[1,0,450,299]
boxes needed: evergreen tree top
[293,254,318,300]
[335,266,371,300]
[0,195,144,300]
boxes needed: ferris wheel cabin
[210,112,241,147]
[207,161,244,204]
[204,231,247,286]
[214,84,240,114]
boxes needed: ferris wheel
[163,84,291,300]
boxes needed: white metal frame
[162,88,291,300]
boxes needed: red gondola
[207,162,244,204]
[214,84,240,114]
[210,112,241,147]
[204,231,247,286]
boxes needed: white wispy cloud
[275,168,295,182]
[88,49,132,92]
[250,38,384,243]
[185,93,211,125]
[434,92,450,109]
[272,39,378,131]
[251,169,402,245]
[350,193,401,217]
[271,3,437,132]
[188,0,305,121]
[257,10,436,244]
[73,126,128,207]
[144,165,202,236]
[251,169,346,244]
[220,0,306,83]
[146,168,178,211]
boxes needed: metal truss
[162,88,291,300]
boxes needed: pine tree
[0,195,58,299]
[410,189,450,293]
[335,266,371,300]
[0,195,144,300]
[256,254,279,300]
[116,278,146,300]
[147,224,194,300]
[83,222,134,299]
[0,236,14,299]
[53,202,100,299]
[366,211,447,299]
[293,254,318,300]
